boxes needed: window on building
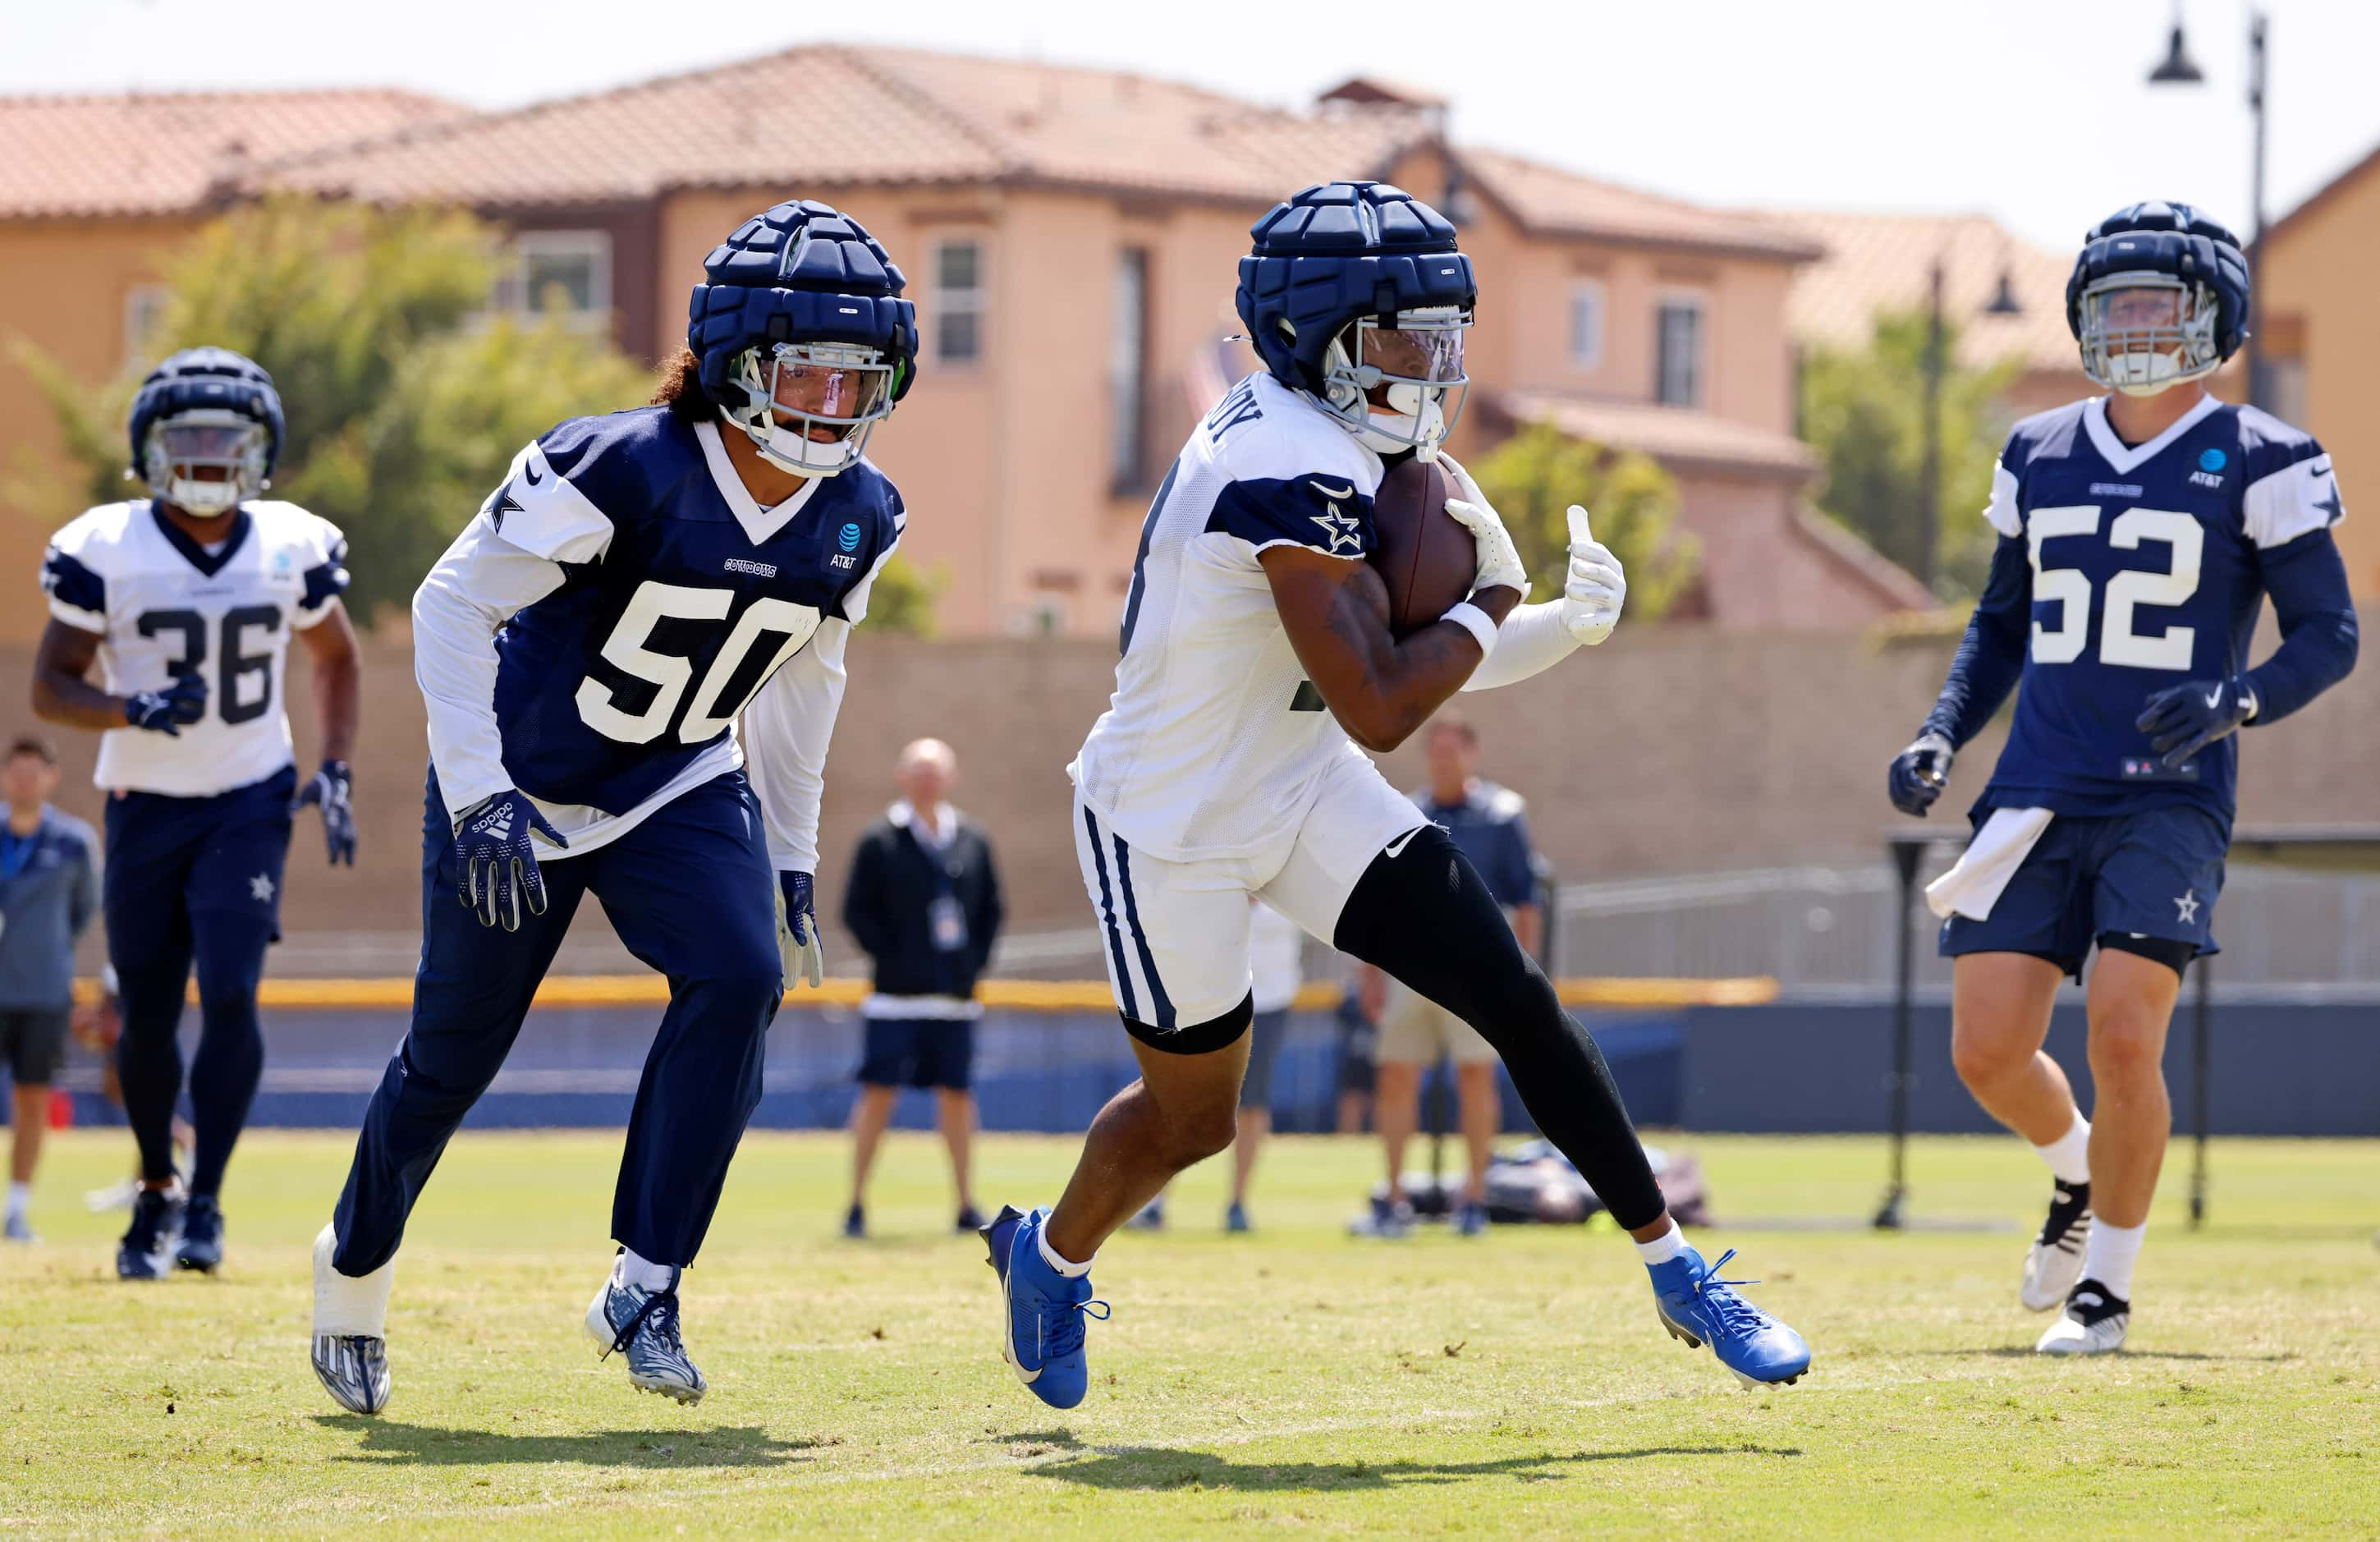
[493,231,612,331]
[1109,247,1151,493]
[1656,296,1704,408]
[933,239,985,365]
[123,283,170,365]
[1568,280,1605,371]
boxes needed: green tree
[1799,309,2020,601]
[19,195,649,622]
[1464,423,1698,621]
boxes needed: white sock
[2032,1113,2092,1186]
[1037,1224,1094,1278]
[7,1181,28,1217]
[2081,1219,2146,1301]
[617,1247,677,1292]
[312,1222,395,1338]
[1633,1219,1685,1266]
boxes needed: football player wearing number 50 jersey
[309,201,917,1416]
[1889,203,2358,1355]
[34,348,362,1283]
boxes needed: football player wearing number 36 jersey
[1889,203,2357,1355]
[309,201,917,1416]
[34,347,362,1284]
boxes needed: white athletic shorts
[1072,752,1427,1033]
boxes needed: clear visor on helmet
[141,411,268,515]
[2078,275,2222,396]
[1318,306,1472,459]
[727,341,900,477]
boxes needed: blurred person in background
[1126,896,1302,1234]
[840,737,1004,1238]
[1890,203,2358,1356]
[1355,712,1539,1238]
[33,347,360,1281]
[0,736,100,1242]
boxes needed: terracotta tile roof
[1503,391,1819,479]
[259,45,1433,209]
[248,44,1804,269]
[1775,210,2083,376]
[0,89,458,219]
[1461,149,1823,261]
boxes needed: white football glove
[775,871,824,989]
[1558,505,1626,646]
[1440,457,1529,600]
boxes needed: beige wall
[2264,190,2380,597]
[0,215,194,645]
[13,612,2374,971]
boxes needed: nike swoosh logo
[2203,687,2224,709]
[1309,480,1355,500]
[524,460,544,486]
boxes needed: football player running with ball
[1890,204,2357,1354]
[34,349,362,1282]
[310,202,917,1414]
[982,181,1809,1408]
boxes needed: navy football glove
[124,675,207,736]
[1887,732,1956,817]
[2136,677,2255,770]
[291,759,358,866]
[453,791,566,932]
[776,870,823,989]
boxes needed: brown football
[1367,457,1475,637]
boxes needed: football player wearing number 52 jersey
[308,201,917,1416]
[34,348,362,1283]
[1889,204,2358,1354]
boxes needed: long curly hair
[650,344,721,423]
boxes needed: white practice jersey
[1071,372,1388,864]
[41,498,348,796]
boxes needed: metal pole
[2190,955,2213,1228]
[2245,11,2268,411]
[1874,838,1926,1230]
[1918,259,1945,595]
[2242,11,2268,411]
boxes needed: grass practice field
[2,1128,2374,1538]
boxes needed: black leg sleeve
[1333,825,1667,1231]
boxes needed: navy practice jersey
[1976,395,2345,820]
[413,407,902,863]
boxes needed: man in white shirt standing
[840,738,1004,1237]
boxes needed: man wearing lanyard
[1,737,101,1242]
[840,739,1005,1237]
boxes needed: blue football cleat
[1224,1201,1251,1234]
[980,1204,1107,1410]
[841,1203,865,1240]
[1649,1244,1810,1388]
[176,1195,225,1274]
[116,1188,182,1281]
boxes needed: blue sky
[7,0,2372,254]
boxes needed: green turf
[2,1127,2374,1538]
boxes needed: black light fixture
[2148,21,2206,84]
[1983,269,2025,317]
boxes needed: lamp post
[2148,4,2268,410]
[1915,253,2025,596]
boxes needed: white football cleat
[2021,1180,2092,1312]
[2035,1278,2129,1356]
[310,1222,394,1414]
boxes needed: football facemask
[726,341,900,476]
[2079,276,2223,397]
[140,411,270,516]
[1317,307,1471,461]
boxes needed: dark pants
[332,769,782,1275]
[103,767,293,1196]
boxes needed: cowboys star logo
[249,873,276,903]
[2173,890,2200,924]
[1310,504,1362,555]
